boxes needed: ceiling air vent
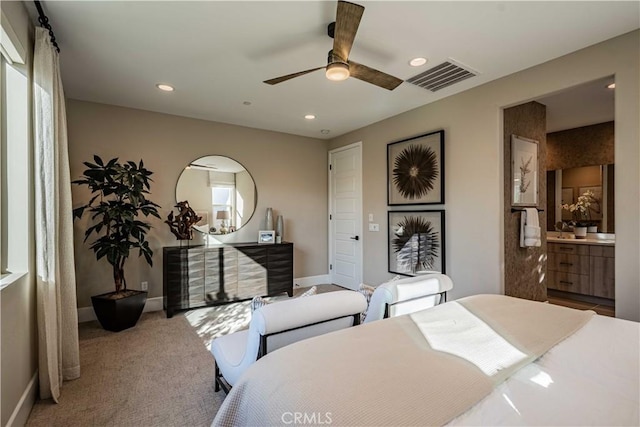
[407,60,477,92]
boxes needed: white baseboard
[7,370,38,427]
[294,274,331,288]
[77,296,164,323]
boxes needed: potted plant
[73,156,161,331]
[562,190,595,239]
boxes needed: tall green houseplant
[73,156,161,294]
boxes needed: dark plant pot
[91,290,147,332]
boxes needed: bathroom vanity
[547,234,615,300]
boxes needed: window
[1,32,30,287]
[212,185,234,229]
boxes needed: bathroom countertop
[547,235,615,246]
[547,231,615,246]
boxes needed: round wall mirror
[175,155,257,235]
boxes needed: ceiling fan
[264,1,403,91]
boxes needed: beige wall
[329,30,639,321]
[67,100,329,307]
[1,2,38,426]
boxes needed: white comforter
[213,295,640,426]
[449,313,640,426]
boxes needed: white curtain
[33,27,80,402]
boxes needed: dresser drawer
[548,243,589,255]
[547,252,589,275]
[547,270,590,294]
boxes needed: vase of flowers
[562,190,595,239]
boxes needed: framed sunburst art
[388,210,445,276]
[387,130,444,205]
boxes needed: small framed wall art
[258,230,276,244]
[388,210,445,276]
[511,135,539,207]
[387,130,444,205]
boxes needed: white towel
[524,208,539,228]
[520,209,541,247]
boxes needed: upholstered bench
[362,273,454,323]
[211,290,367,393]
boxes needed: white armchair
[363,273,453,323]
[211,290,367,393]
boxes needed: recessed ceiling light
[320,129,330,134]
[243,101,252,105]
[409,57,427,67]
[607,83,615,89]
[305,114,316,120]
[156,83,174,92]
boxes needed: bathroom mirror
[175,155,257,235]
[546,164,614,232]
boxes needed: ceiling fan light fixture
[326,62,350,81]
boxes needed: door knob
[350,236,359,241]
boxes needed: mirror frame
[175,155,257,235]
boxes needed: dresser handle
[559,247,573,251]
[559,262,573,266]
[559,280,573,285]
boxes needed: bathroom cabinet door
[590,246,615,299]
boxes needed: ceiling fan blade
[264,67,325,85]
[349,61,404,91]
[333,1,364,62]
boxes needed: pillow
[250,286,318,314]
[250,295,270,313]
[298,285,318,298]
[357,283,376,322]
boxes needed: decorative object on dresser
[72,155,161,331]
[264,207,274,230]
[388,210,445,276]
[511,134,539,207]
[165,201,202,240]
[276,215,284,244]
[258,230,276,244]
[163,242,293,318]
[387,130,445,205]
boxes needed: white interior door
[329,143,362,290]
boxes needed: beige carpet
[27,312,223,427]
[27,284,344,426]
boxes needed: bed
[212,294,639,426]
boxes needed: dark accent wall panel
[547,122,614,170]
[504,101,547,302]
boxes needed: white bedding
[212,296,639,426]
[449,314,640,426]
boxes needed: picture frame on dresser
[511,134,539,207]
[258,230,276,244]
[387,130,444,205]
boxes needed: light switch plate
[368,213,374,222]
[368,223,379,232]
